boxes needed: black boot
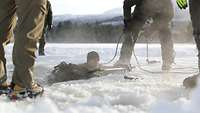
[183,35,200,89]
[183,74,199,89]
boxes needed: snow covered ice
[0,43,200,113]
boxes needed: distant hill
[53,5,190,26]
[53,8,123,25]
[48,5,192,43]
[103,8,123,15]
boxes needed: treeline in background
[47,20,193,43]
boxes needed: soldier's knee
[159,26,171,35]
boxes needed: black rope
[133,51,194,74]
[102,31,198,75]
[132,42,198,74]
[103,33,124,64]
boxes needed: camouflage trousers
[119,4,174,65]
[189,0,200,71]
[0,0,47,88]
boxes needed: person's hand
[176,0,188,9]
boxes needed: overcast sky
[49,0,123,15]
[49,0,189,17]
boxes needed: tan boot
[29,83,44,95]
[9,83,44,100]
[0,82,11,95]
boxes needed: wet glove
[176,0,188,9]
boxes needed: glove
[176,0,188,9]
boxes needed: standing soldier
[116,0,175,71]
[39,0,53,56]
[177,0,200,88]
[0,0,47,98]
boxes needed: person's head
[87,51,100,67]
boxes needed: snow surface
[0,43,200,113]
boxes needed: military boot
[9,83,44,100]
[0,61,10,95]
[183,74,199,89]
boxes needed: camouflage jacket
[47,62,101,84]
[123,0,174,21]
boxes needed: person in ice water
[115,0,175,71]
[177,0,200,89]
[47,51,103,84]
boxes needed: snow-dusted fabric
[47,62,100,84]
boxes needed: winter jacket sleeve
[123,0,140,20]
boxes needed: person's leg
[181,0,200,89]
[153,9,174,70]
[39,30,46,56]
[190,0,200,72]
[194,34,200,70]
[116,6,147,65]
[12,0,47,89]
[0,0,16,87]
[117,32,135,65]
[159,24,174,70]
